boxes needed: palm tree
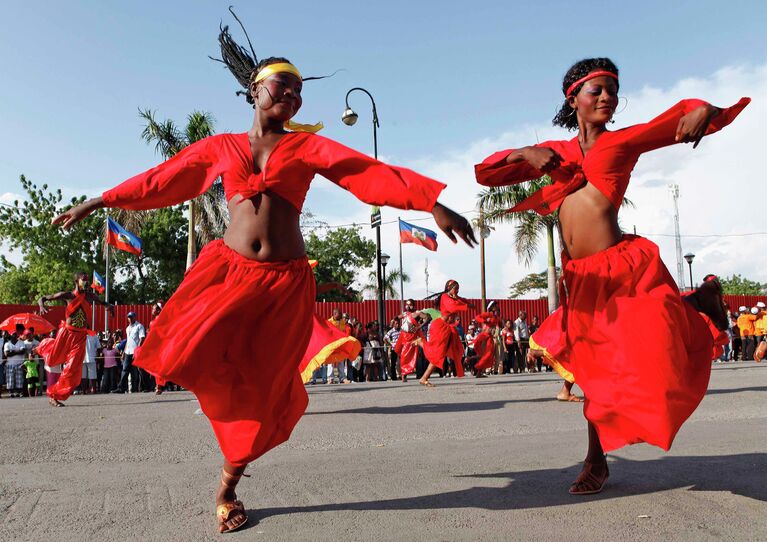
[138,109,228,268]
[477,177,560,313]
[362,268,410,300]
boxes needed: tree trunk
[546,222,559,314]
[186,199,196,269]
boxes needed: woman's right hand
[52,197,104,230]
[520,147,562,173]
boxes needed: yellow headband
[253,62,303,84]
[253,62,323,133]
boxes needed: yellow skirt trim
[529,335,575,384]
[300,337,362,384]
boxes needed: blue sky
[1,1,765,298]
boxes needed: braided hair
[552,57,619,131]
[210,6,331,107]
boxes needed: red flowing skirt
[394,330,421,376]
[39,325,88,402]
[531,235,726,452]
[299,315,361,383]
[423,319,465,377]
[473,332,495,371]
[134,240,315,466]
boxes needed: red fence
[1,295,759,333]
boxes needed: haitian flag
[399,219,438,251]
[91,271,106,294]
[106,217,142,256]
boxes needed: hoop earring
[567,107,577,118]
[614,96,628,115]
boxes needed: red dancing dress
[394,313,423,377]
[422,294,468,377]
[472,312,498,372]
[39,289,92,402]
[101,131,445,466]
[299,316,361,384]
[475,97,748,452]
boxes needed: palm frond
[138,108,184,159]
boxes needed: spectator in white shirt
[114,312,146,393]
[513,311,532,372]
[80,333,100,394]
[4,333,27,397]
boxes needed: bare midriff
[223,191,305,261]
[558,182,622,260]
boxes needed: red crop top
[102,132,445,213]
[475,98,750,216]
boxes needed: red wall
[1,295,758,333]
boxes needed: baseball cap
[127,311,137,318]
[757,302,766,309]
[751,307,759,315]
[739,306,747,312]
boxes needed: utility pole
[424,258,430,297]
[669,184,685,290]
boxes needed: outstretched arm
[475,144,563,187]
[308,135,476,247]
[38,291,73,314]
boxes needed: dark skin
[514,73,721,494]
[51,69,476,533]
[39,274,114,407]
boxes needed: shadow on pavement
[706,385,767,395]
[308,397,556,416]
[246,453,766,526]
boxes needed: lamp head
[341,108,358,126]
[684,252,695,264]
[380,253,390,267]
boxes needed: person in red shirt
[37,272,113,407]
[52,20,475,534]
[472,312,499,377]
[476,57,744,496]
[420,280,473,387]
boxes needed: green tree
[508,269,561,299]
[137,109,225,268]
[0,176,103,303]
[305,227,376,301]
[719,274,766,296]
[362,268,410,300]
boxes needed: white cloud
[306,62,765,298]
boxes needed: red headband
[565,70,619,97]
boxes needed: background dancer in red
[471,312,498,377]
[51,18,475,534]
[37,272,113,407]
[420,280,472,387]
[395,299,426,382]
[476,57,747,495]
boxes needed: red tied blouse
[65,289,90,329]
[103,132,445,212]
[474,98,750,216]
[439,293,469,317]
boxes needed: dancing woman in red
[37,272,113,407]
[475,57,747,495]
[53,22,475,533]
[420,280,472,387]
[471,312,498,377]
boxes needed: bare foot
[569,458,609,495]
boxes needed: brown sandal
[569,460,609,495]
[217,470,249,533]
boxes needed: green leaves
[719,274,766,296]
[305,227,376,301]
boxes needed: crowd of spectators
[724,302,767,362]
[0,303,178,398]
[309,303,551,385]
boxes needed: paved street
[1,362,765,541]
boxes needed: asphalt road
[1,362,766,541]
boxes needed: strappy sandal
[569,459,609,495]
[217,470,249,534]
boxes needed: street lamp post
[342,87,385,332]
[684,252,695,290]
[381,253,390,319]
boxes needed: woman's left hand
[676,104,720,149]
[432,203,477,248]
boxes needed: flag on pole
[106,217,142,256]
[399,219,438,251]
[91,271,106,294]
